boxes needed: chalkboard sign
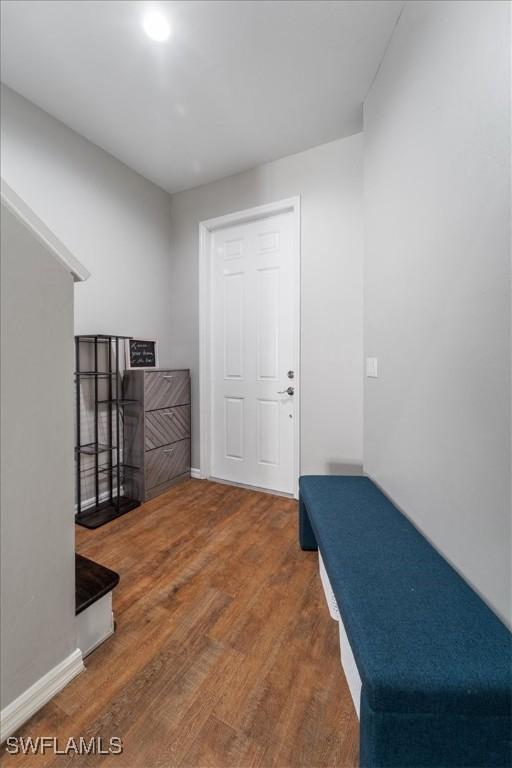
[125,338,159,369]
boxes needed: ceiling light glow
[143,11,170,42]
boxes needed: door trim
[199,196,301,497]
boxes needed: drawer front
[145,439,190,489]
[145,371,190,411]
[145,405,190,451]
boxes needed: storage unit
[75,554,119,658]
[299,475,512,768]
[123,369,191,501]
[75,334,141,529]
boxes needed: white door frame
[198,196,301,497]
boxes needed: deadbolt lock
[287,370,295,379]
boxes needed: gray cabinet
[123,369,191,501]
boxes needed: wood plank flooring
[2,480,359,767]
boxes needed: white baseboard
[191,467,205,479]
[208,475,294,498]
[0,649,84,743]
[75,487,124,514]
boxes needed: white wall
[1,205,78,709]
[0,85,174,363]
[364,0,511,625]
[169,134,364,472]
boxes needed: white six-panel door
[210,211,296,494]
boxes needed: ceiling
[0,1,403,194]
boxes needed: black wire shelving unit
[75,334,141,529]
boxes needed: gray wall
[0,85,174,365]
[1,84,364,477]
[364,0,511,625]
[169,134,364,472]
[1,206,77,708]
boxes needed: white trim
[200,197,300,232]
[208,475,294,498]
[0,179,90,282]
[0,649,84,743]
[190,467,204,480]
[199,197,301,498]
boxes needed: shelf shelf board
[98,463,139,475]
[76,334,133,342]
[75,371,117,378]
[97,398,139,406]
[75,496,141,530]
[75,553,120,615]
[76,443,115,455]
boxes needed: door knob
[278,386,294,396]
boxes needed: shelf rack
[75,334,141,529]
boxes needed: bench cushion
[299,475,511,718]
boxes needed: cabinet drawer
[145,439,190,489]
[145,371,190,411]
[145,405,190,450]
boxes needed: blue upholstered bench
[299,475,512,768]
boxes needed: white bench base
[318,552,361,718]
[76,592,114,658]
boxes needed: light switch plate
[366,357,378,378]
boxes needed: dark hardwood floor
[2,480,359,767]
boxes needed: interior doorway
[199,198,300,496]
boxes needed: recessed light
[143,11,170,42]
